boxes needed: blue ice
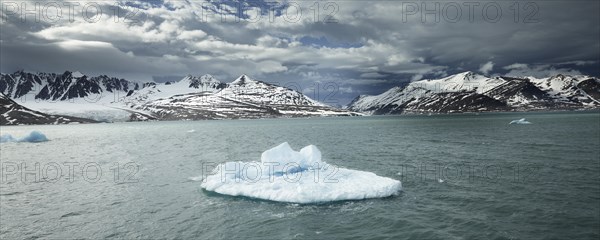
[0,131,49,143]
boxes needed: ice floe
[198,142,402,203]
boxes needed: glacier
[198,142,402,203]
[0,131,49,143]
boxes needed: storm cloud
[1,0,598,104]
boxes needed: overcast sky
[1,0,599,105]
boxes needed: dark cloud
[1,0,598,104]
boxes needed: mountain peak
[231,74,256,85]
[60,70,85,78]
[201,73,215,79]
[180,74,222,89]
[439,71,486,82]
[238,74,250,80]
[457,70,477,77]
[72,71,85,78]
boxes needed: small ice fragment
[0,131,49,143]
[19,131,49,142]
[509,118,531,124]
[188,176,203,181]
[187,129,196,133]
[0,134,16,143]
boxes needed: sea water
[1,111,599,239]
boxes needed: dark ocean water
[1,111,599,239]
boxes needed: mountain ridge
[3,70,598,125]
[348,71,600,114]
[0,71,358,124]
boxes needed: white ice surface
[509,118,532,124]
[19,101,133,122]
[198,142,402,203]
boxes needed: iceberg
[0,134,16,143]
[199,142,402,203]
[0,131,49,143]
[509,118,532,124]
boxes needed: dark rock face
[127,112,157,122]
[577,79,600,101]
[487,78,546,100]
[362,92,508,114]
[484,78,549,108]
[0,93,97,125]
[0,71,137,102]
[408,92,509,113]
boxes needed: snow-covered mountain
[122,74,226,107]
[0,70,225,105]
[348,72,600,114]
[0,71,232,122]
[1,93,96,125]
[136,75,356,120]
[0,70,141,102]
[0,71,357,123]
[220,75,323,106]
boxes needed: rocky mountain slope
[348,72,600,114]
[0,70,139,102]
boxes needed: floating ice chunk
[509,118,532,124]
[199,143,402,203]
[188,176,204,181]
[187,129,196,133]
[200,164,401,203]
[0,134,16,143]
[0,131,49,143]
[19,131,49,142]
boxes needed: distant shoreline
[2,109,599,127]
